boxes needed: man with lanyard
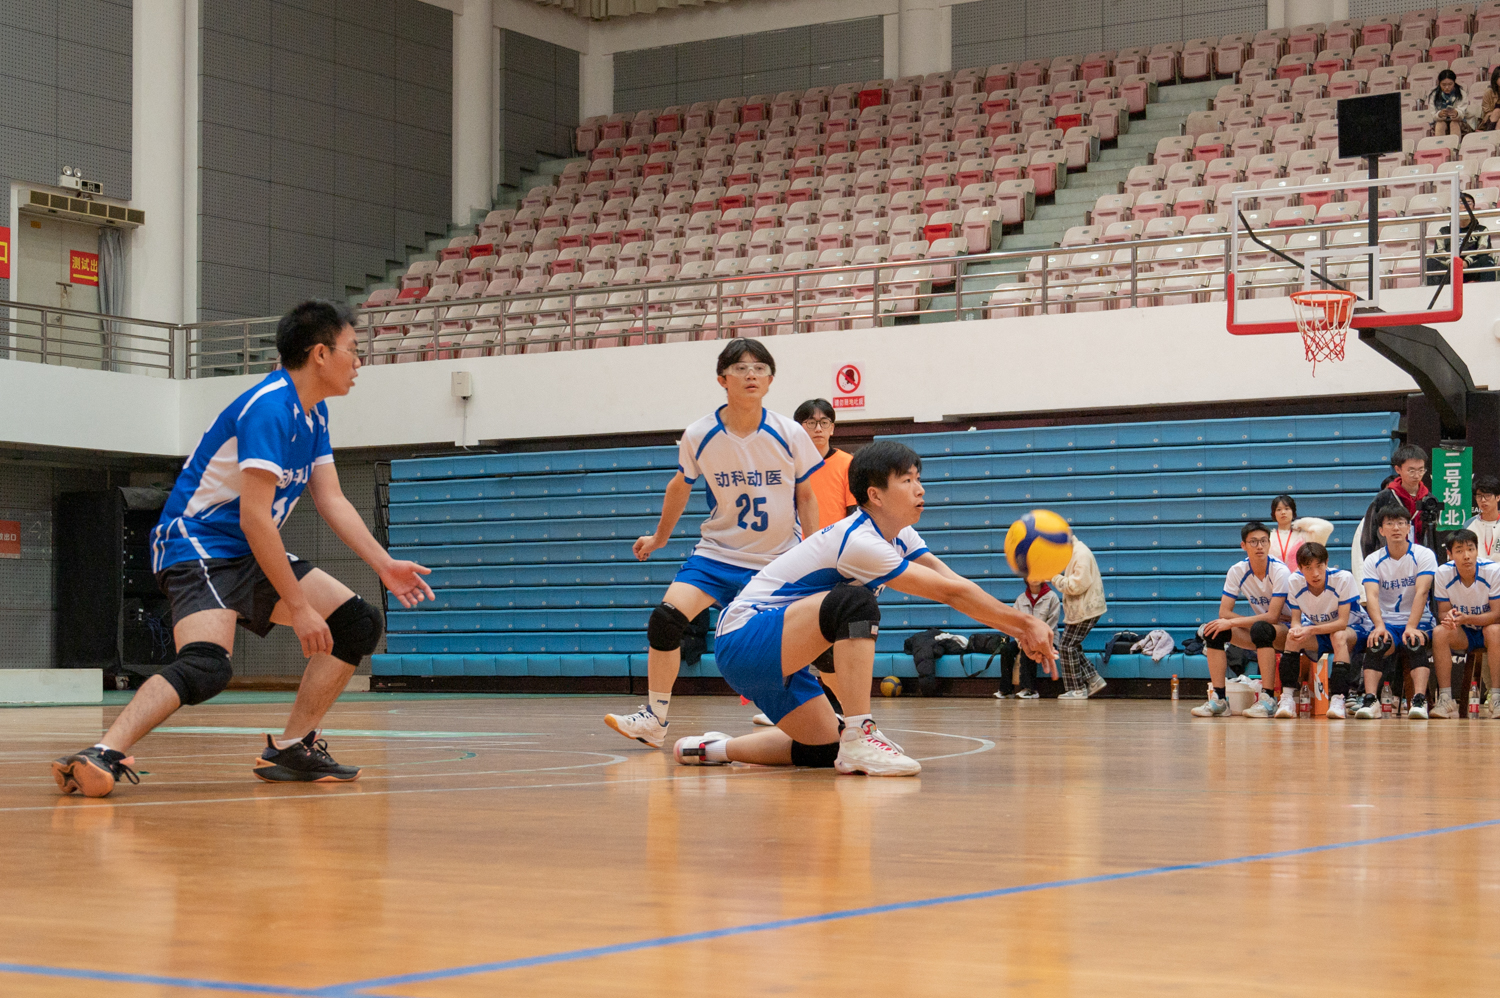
[1429,528,1500,718]
[605,339,821,748]
[1192,521,1291,718]
[1281,543,1366,719]
[1358,504,1438,719]
[51,302,434,797]
[671,441,1057,776]
[1464,475,1500,559]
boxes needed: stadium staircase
[371,411,1397,690]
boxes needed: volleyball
[880,676,903,697]
[1005,509,1074,582]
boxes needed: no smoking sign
[833,362,864,410]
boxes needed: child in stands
[1192,521,1290,718]
[1281,543,1366,720]
[1357,504,1438,719]
[994,579,1060,699]
[1464,475,1500,558]
[1053,536,1107,699]
[1429,528,1500,718]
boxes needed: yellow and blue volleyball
[1004,509,1074,583]
[880,675,903,697]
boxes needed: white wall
[0,362,180,456]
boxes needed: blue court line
[5,815,1498,998]
[323,815,1500,995]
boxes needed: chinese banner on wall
[1431,447,1473,530]
[0,520,19,559]
[69,249,99,286]
[0,226,10,279]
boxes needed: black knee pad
[812,646,835,673]
[1329,658,1352,693]
[1403,642,1432,670]
[1250,621,1277,648]
[819,585,880,642]
[327,596,383,665]
[159,642,233,706]
[1204,627,1230,651]
[816,673,845,716]
[647,602,690,651]
[1279,650,1303,691]
[790,740,840,768]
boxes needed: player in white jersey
[1359,504,1438,719]
[1429,529,1500,718]
[671,441,1057,777]
[605,339,822,748]
[1281,543,1366,719]
[1192,521,1291,718]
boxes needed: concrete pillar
[899,0,948,79]
[127,0,192,326]
[452,0,496,224]
[1269,0,1348,30]
[580,48,614,121]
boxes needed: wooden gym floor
[3,692,1498,997]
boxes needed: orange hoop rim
[1288,288,1358,308]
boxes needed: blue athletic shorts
[1463,624,1487,648]
[671,555,758,608]
[713,606,827,724]
[1315,631,1366,657]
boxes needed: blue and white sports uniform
[714,512,928,723]
[1286,569,1366,656]
[1362,542,1437,640]
[1434,560,1500,646]
[672,405,823,605]
[1222,557,1291,619]
[152,369,332,573]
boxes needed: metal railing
[5,204,1498,380]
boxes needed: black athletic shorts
[156,553,317,637]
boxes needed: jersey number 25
[735,494,768,532]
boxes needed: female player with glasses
[605,339,823,748]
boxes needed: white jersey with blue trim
[1221,557,1291,617]
[717,511,929,637]
[678,405,823,570]
[1434,560,1500,617]
[1285,569,1361,625]
[1361,542,1438,618]
[151,369,333,572]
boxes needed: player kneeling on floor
[1192,521,1290,717]
[1280,543,1366,720]
[672,441,1057,777]
[50,302,435,798]
[1430,529,1500,718]
[1358,504,1438,719]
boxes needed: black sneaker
[253,732,360,783]
[52,747,140,798]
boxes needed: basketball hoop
[1290,288,1357,375]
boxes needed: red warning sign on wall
[0,226,10,279]
[69,249,99,286]
[833,362,864,410]
[0,520,19,559]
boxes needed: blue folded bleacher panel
[377,414,1396,683]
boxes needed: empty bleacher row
[370,411,1396,684]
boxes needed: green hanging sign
[1431,447,1473,530]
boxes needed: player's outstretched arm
[888,561,1058,673]
[635,471,693,560]
[912,551,966,583]
[307,463,433,608]
[242,468,333,657]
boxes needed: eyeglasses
[1244,537,1270,547]
[330,344,362,360]
[725,363,771,377]
[802,419,834,431]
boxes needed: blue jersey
[152,370,333,572]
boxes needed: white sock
[842,713,872,739]
[93,743,114,754]
[704,738,730,763]
[648,691,671,723]
[273,732,310,750]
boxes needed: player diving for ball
[672,441,1058,777]
[605,339,822,748]
[51,302,435,798]
[1192,520,1291,718]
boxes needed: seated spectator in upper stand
[1267,494,1333,569]
[1464,475,1500,559]
[1192,521,1290,718]
[1281,543,1368,720]
[994,579,1061,700]
[1357,504,1439,719]
[1053,536,1108,700]
[1429,529,1500,718]
[1429,69,1476,136]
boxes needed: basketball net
[1290,289,1356,376]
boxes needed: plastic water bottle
[1381,682,1395,716]
[1298,682,1312,717]
[1171,674,1179,700]
[1470,680,1482,718]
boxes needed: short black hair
[850,440,921,506]
[1375,502,1411,528]
[276,300,355,369]
[1392,443,1426,468]
[1449,528,1480,550]
[1296,542,1329,568]
[1241,520,1270,541]
[1270,494,1296,518]
[1474,474,1500,498]
[794,399,836,424]
[716,337,775,376]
